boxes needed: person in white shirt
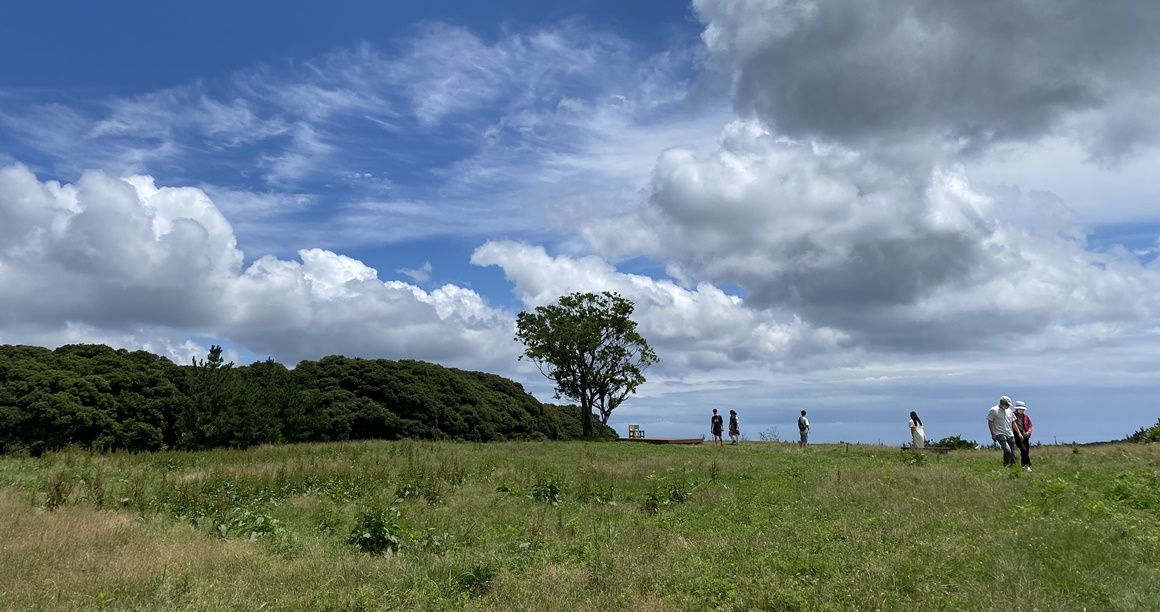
[797,410,810,448]
[908,411,925,449]
[986,396,1017,467]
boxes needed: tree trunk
[579,399,594,438]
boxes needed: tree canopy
[515,291,658,438]
[0,343,608,455]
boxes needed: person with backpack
[728,410,740,446]
[797,410,810,448]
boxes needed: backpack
[798,417,807,432]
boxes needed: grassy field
[0,440,1157,611]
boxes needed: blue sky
[2,0,1159,445]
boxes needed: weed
[453,564,495,597]
[348,506,403,555]
[422,481,444,506]
[665,466,697,503]
[80,468,107,509]
[130,471,151,518]
[903,449,927,466]
[44,470,74,511]
[531,476,563,505]
[758,427,782,442]
[576,480,617,505]
[412,528,455,555]
[394,476,425,501]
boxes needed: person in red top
[1012,401,1034,472]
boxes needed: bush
[930,435,977,450]
[1124,419,1160,443]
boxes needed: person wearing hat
[986,396,1017,467]
[728,409,741,446]
[1012,401,1034,472]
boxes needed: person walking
[908,411,926,449]
[797,410,810,449]
[986,396,1017,467]
[710,409,724,446]
[1012,401,1034,471]
[728,410,740,446]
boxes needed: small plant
[422,481,445,506]
[348,507,403,555]
[708,460,721,483]
[453,563,496,597]
[226,508,285,540]
[531,476,563,505]
[903,449,927,466]
[642,490,662,515]
[394,476,426,501]
[576,481,617,505]
[81,468,107,509]
[758,427,781,442]
[44,470,74,511]
[130,471,151,518]
[666,466,697,503]
[413,528,455,554]
[315,507,340,535]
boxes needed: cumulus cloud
[581,121,1160,351]
[0,164,516,368]
[471,240,848,372]
[693,0,1160,160]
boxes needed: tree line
[0,343,611,456]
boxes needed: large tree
[515,291,658,438]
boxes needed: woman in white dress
[908,411,926,449]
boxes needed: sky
[2,0,1159,445]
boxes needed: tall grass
[0,441,1157,610]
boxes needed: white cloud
[576,120,1160,351]
[398,261,432,283]
[0,164,517,369]
[471,240,848,374]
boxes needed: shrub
[930,435,977,450]
[1124,418,1160,443]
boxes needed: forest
[0,344,608,455]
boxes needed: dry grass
[0,490,257,610]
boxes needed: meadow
[0,440,1157,611]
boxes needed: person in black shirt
[710,409,724,446]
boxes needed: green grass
[0,440,1157,611]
